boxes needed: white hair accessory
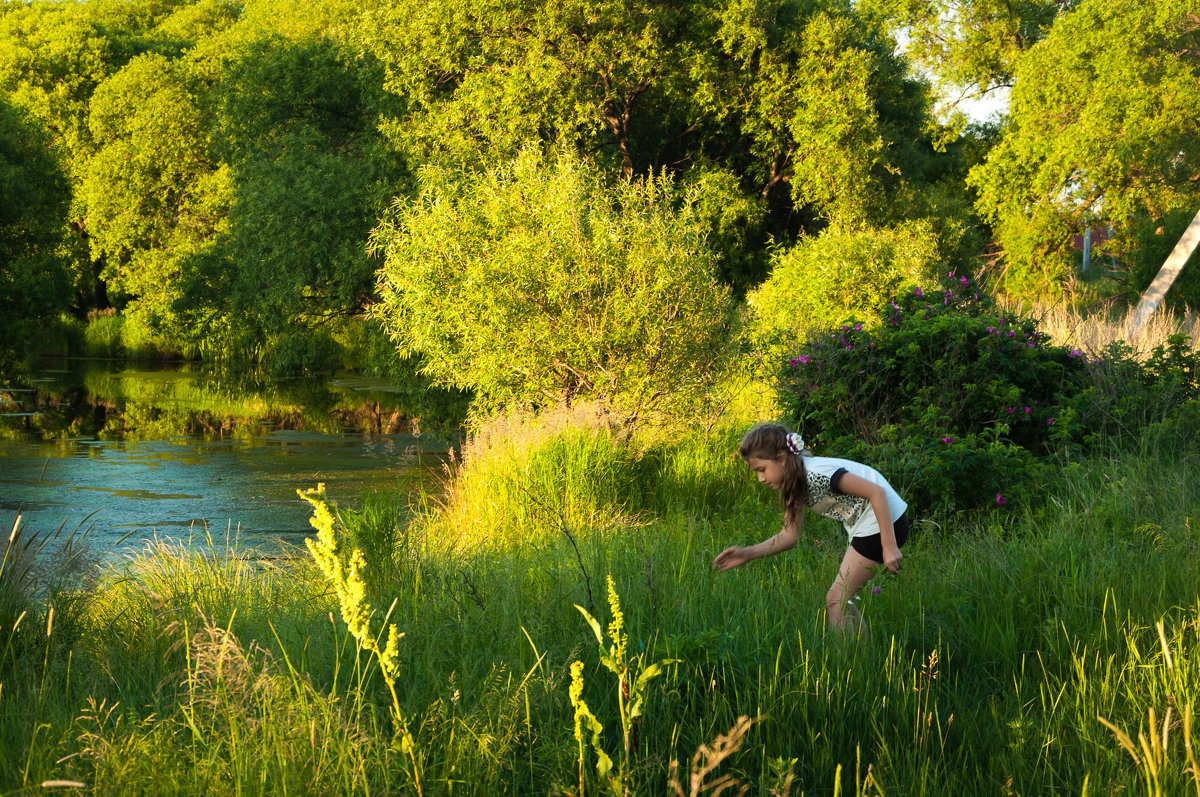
[786,432,805,455]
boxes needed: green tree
[357,0,939,287]
[371,149,736,415]
[967,0,1200,300]
[0,99,71,358]
[80,52,226,326]
[174,36,401,371]
[706,1,933,226]
[357,0,703,177]
[862,0,1077,122]
[0,0,120,173]
[0,1,118,309]
[0,0,222,311]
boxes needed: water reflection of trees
[1,362,466,441]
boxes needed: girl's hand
[883,547,903,575]
[713,547,750,572]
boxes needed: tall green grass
[2,408,1199,793]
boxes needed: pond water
[0,360,458,559]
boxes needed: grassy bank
[2,408,1199,794]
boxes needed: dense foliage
[4,403,1200,793]
[968,0,1200,300]
[0,0,402,371]
[372,151,735,415]
[781,272,1200,512]
[2,0,1199,393]
[862,0,1075,124]
[0,98,71,360]
[4,2,1200,793]
[0,0,966,376]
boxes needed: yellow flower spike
[382,625,404,679]
[569,660,586,744]
[605,574,626,664]
[298,484,424,796]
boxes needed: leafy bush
[82,309,184,360]
[746,220,940,356]
[779,271,1200,512]
[370,149,736,416]
[778,272,1076,511]
[784,273,1083,442]
[1064,334,1200,450]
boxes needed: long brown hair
[739,422,808,527]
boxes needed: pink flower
[914,286,923,297]
[996,493,1007,506]
[1068,349,1082,358]
[1047,418,1055,425]
[1006,407,1015,413]
[1024,406,1032,414]
[941,436,955,443]
[870,586,882,595]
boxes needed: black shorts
[849,513,910,564]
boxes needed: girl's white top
[803,456,907,539]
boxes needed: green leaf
[575,604,605,647]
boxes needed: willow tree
[371,150,735,416]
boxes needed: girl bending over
[713,422,909,636]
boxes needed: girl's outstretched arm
[836,473,902,574]
[713,513,803,572]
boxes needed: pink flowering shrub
[778,272,1199,513]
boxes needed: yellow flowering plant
[299,484,422,796]
[573,574,676,795]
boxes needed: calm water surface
[1,361,455,557]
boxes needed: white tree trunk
[1126,207,1200,339]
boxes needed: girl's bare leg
[826,546,879,637]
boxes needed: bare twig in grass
[515,483,594,614]
[461,570,485,611]
[642,542,659,629]
[634,533,661,629]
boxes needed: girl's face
[745,454,787,491]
